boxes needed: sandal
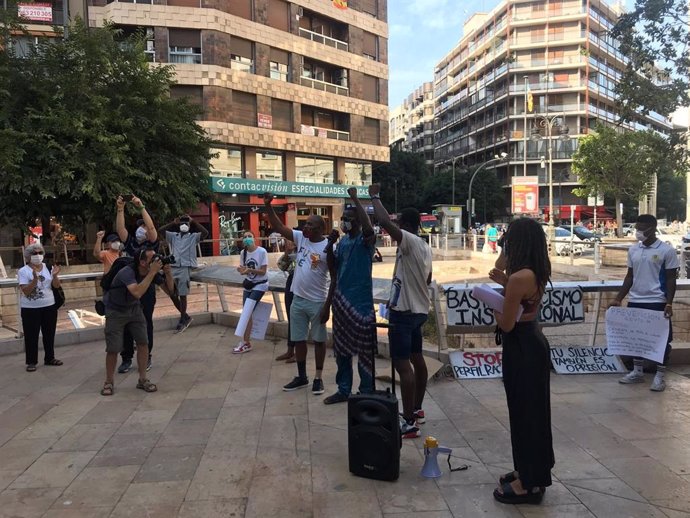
[101,382,114,396]
[44,359,63,366]
[136,379,157,393]
[493,482,544,505]
[499,471,518,484]
[275,351,294,362]
[26,365,37,372]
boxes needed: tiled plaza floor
[2,323,690,517]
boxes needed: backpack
[100,256,135,291]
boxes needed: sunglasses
[30,251,44,255]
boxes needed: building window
[232,91,257,126]
[363,31,378,60]
[144,27,155,62]
[362,74,379,103]
[270,48,289,81]
[170,85,203,106]
[231,37,253,73]
[11,36,41,58]
[267,0,289,31]
[362,118,381,146]
[271,98,293,132]
[211,147,243,178]
[256,151,284,180]
[360,0,378,18]
[229,0,253,20]
[344,162,372,186]
[296,155,335,184]
[168,29,201,64]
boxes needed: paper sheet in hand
[605,307,670,364]
[471,284,523,322]
[234,300,273,340]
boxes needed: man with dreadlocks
[321,187,377,404]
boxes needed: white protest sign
[249,301,273,341]
[605,307,670,364]
[235,299,257,338]
[445,285,584,326]
[449,349,503,379]
[550,346,626,374]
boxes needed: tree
[572,125,680,235]
[0,16,214,239]
[611,0,690,119]
[372,149,430,213]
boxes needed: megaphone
[421,436,452,478]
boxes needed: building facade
[433,0,672,222]
[389,82,435,165]
[84,0,388,251]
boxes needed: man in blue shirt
[322,187,377,404]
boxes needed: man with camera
[101,248,173,396]
[160,215,209,333]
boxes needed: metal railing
[299,75,349,96]
[298,27,348,52]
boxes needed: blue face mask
[243,237,255,247]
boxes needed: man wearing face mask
[264,192,330,395]
[321,188,377,405]
[160,214,209,333]
[93,232,122,274]
[610,214,678,392]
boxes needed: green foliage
[572,125,682,232]
[611,0,690,118]
[372,149,431,212]
[0,17,214,234]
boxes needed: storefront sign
[18,2,52,21]
[211,176,369,199]
[550,346,626,374]
[512,176,539,214]
[444,285,584,326]
[449,349,503,378]
[257,113,272,129]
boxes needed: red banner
[18,3,52,22]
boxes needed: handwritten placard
[550,346,626,374]
[605,307,670,364]
[449,349,503,379]
[445,285,584,326]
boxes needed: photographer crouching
[101,248,174,396]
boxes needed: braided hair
[504,218,551,297]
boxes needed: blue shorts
[243,289,266,305]
[388,310,428,360]
[290,295,326,343]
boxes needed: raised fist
[368,183,381,197]
[263,192,274,205]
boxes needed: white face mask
[341,221,352,232]
[135,227,147,243]
[110,241,121,251]
[635,230,648,242]
[30,254,44,265]
[179,224,190,233]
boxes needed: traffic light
[527,92,534,113]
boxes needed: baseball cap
[105,233,120,243]
[136,219,145,227]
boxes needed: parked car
[656,228,683,251]
[542,225,586,256]
[560,225,602,242]
[621,223,635,237]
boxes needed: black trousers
[22,305,58,366]
[501,320,555,489]
[285,272,294,348]
[627,302,672,366]
[121,293,155,361]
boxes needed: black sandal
[44,359,63,366]
[493,482,545,505]
[499,471,518,484]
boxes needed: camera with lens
[153,254,175,265]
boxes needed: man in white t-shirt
[264,192,331,395]
[610,214,678,392]
[370,183,432,439]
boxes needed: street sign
[587,194,604,206]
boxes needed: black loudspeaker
[348,391,400,481]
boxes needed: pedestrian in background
[18,243,63,372]
[275,240,297,363]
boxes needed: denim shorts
[243,289,266,305]
[290,295,326,343]
[388,310,428,360]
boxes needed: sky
[387,0,501,107]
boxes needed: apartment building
[10,0,69,52]
[433,0,672,221]
[389,82,435,165]
[85,0,388,249]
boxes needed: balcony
[300,124,350,141]
[300,75,348,96]
[298,27,348,52]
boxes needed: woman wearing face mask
[234,231,269,354]
[275,239,297,363]
[18,243,63,372]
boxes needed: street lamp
[467,152,509,232]
[450,156,465,206]
[530,115,571,254]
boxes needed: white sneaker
[233,342,252,354]
[650,377,666,392]
[619,371,645,384]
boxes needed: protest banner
[449,349,503,379]
[235,300,273,340]
[550,346,626,374]
[605,307,670,364]
[445,285,584,326]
